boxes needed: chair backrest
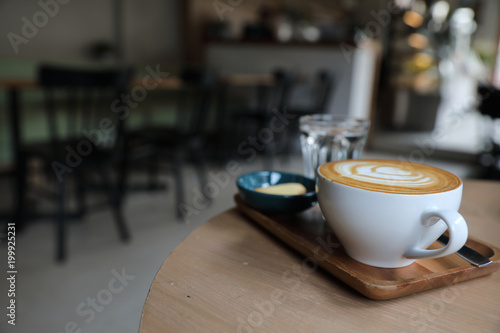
[37,65,134,159]
[267,69,295,113]
[176,67,216,135]
[310,70,334,113]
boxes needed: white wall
[0,0,180,63]
[206,44,354,116]
[207,43,378,119]
[123,0,180,63]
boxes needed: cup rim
[299,114,370,128]
[317,159,463,196]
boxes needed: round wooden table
[139,180,500,332]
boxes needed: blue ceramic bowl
[236,171,317,215]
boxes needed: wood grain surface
[140,180,500,332]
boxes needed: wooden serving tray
[234,194,500,300]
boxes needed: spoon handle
[437,235,493,267]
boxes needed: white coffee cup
[317,159,468,268]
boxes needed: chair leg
[14,154,28,232]
[148,152,159,190]
[280,130,292,166]
[118,139,130,198]
[56,175,67,262]
[193,149,210,204]
[99,164,130,242]
[75,177,86,220]
[173,150,185,220]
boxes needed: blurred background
[0,0,499,332]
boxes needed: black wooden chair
[288,69,335,116]
[124,67,215,218]
[280,70,335,155]
[15,64,134,261]
[229,69,295,159]
[477,84,500,179]
[233,69,294,126]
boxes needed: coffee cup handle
[405,209,468,259]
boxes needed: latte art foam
[319,159,461,194]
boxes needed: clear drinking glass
[299,114,370,179]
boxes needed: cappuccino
[319,159,461,195]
